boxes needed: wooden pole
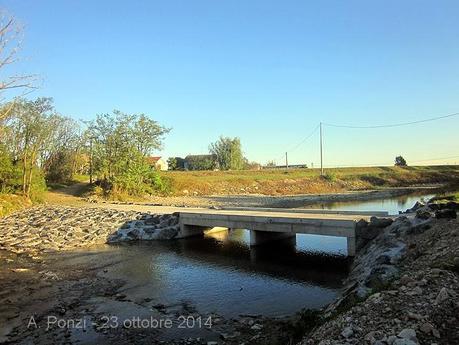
[320,122,324,176]
[89,137,93,184]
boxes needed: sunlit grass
[160,165,459,196]
[0,194,32,217]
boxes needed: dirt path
[44,182,92,206]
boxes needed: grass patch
[0,194,32,217]
[160,165,459,196]
[429,191,459,203]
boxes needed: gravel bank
[0,206,178,255]
[300,202,459,344]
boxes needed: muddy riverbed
[0,231,349,344]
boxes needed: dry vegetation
[161,165,459,196]
[0,194,31,217]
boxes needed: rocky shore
[300,200,459,345]
[0,206,179,255]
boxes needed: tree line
[167,136,260,171]
[0,97,171,199]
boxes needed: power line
[321,154,459,168]
[270,110,459,167]
[273,123,320,162]
[287,123,320,153]
[409,155,459,163]
[323,112,459,129]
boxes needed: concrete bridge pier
[347,237,356,256]
[249,230,296,246]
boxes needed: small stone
[412,286,423,295]
[397,328,417,342]
[435,288,449,304]
[250,324,263,331]
[341,326,354,338]
[431,268,442,276]
[407,311,423,320]
[419,322,434,334]
[400,275,414,285]
[415,209,431,220]
[387,335,398,345]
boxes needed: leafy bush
[322,171,337,182]
[395,155,407,166]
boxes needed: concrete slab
[177,209,373,256]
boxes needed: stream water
[55,190,436,339]
[70,191,435,322]
[302,191,435,215]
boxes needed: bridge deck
[178,209,373,256]
[179,209,370,235]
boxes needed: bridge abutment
[177,224,207,238]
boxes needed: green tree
[85,111,171,196]
[0,11,37,197]
[395,156,407,167]
[209,136,245,170]
[4,98,62,197]
[167,157,177,170]
[185,155,218,171]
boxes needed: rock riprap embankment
[0,205,179,254]
[106,213,179,242]
[300,200,459,345]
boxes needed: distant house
[184,154,218,171]
[147,156,168,171]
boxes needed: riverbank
[1,195,458,344]
[162,165,459,197]
[300,200,459,344]
[137,186,441,208]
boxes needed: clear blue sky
[3,0,459,166]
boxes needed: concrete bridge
[176,209,386,256]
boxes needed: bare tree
[0,10,36,121]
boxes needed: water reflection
[302,192,435,215]
[104,229,348,318]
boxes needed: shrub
[322,171,337,182]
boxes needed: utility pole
[320,122,324,176]
[89,137,93,184]
[285,152,289,169]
